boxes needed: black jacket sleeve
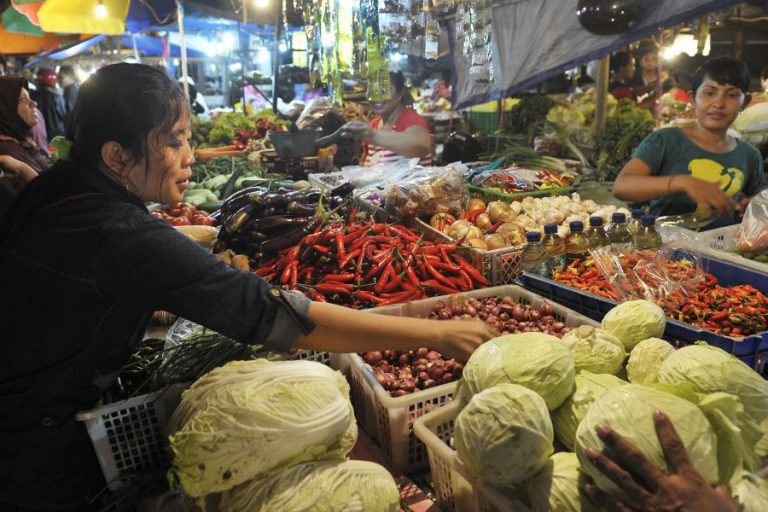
[94,214,314,351]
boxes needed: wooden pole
[176,0,190,100]
[594,55,610,133]
[272,2,282,113]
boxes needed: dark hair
[58,65,75,80]
[611,51,634,72]
[691,56,751,94]
[68,63,188,169]
[389,70,413,107]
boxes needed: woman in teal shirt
[613,57,766,228]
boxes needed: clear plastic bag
[589,245,706,302]
[736,190,768,256]
[296,97,334,130]
[383,164,468,220]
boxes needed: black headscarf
[0,76,33,142]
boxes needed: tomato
[168,208,182,217]
[191,214,215,226]
[180,206,196,219]
[170,202,191,211]
[170,216,191,226]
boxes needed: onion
[529,310,541,322]
[423,379,436,389]
[398,353,410,365]
[512,304,526,321]
[464,306,478,317]
[364,351,383,365]
[468,198,487,211]
[475,213,492,231]
[499,312,510,322]
[539,302,554,315]
[426,350,442,361]
[418,371,430,382]
[437,309,452,320]
[552,322,565,331]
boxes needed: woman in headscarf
[0,77,46,217]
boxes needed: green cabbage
[218,460,400,512]
[168,360,357,497]
[601,300,666,350]
[461,333,575,410]
[525,452,598,512]
[732,471,768,512]
[560,326,626,375]
[552,371,627,451]
[626,337,675,385]
[455,383,554,487]
[575,384,719,503]
[658,344,768,423]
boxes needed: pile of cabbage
[167,359,400,512]
[451,300,768,512]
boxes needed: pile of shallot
[427,296,572,337]
[362,348,463,397]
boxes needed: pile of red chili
[554,255,768,337]
[254,219,490,308]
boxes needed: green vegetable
[218,460,400,512]
[461,332,575,410]
[504,95,556,143]
[560,325,626,375]
[601,300,666,351]
[525,452,597,512]
[575,384,719,505]
[168,359,357,497]
[626,337,674,385]
[455,383,554,487]
[658,344,768,424]
[732,471,768,512]
[552,371,626,451]
[593,99,654,181]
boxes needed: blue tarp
[449,0,745,109]
[30,32,205,62]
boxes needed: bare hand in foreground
[584,411,736,512]
[433,320,497,361]
[0,155,38,186]
[681,176,738,217]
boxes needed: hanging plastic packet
[424,0,440,60]
[736,189,768,256]
[456,0,495,84]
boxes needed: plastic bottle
[628,208,644,234]
[565,221,590,265]
[541,223,566,273]
[607,212,634,252]
[521,231,551,277]
[634,214,662,250]
[586,216,610,249]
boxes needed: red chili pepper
[374,264,394,294]
[486,221,504,234]
[383,272,404,293]
[464,208,484,223]
[377,289,419,306]
[323,273,356,283]
[355,291,385,304]
[423,257,456,288]
[307,290,327,302]
[254,266,275,277]
[422,279,459,295]
[340,248,362,269]
[280,261,293,284]
[363,253,394,282]
[456,258,489,286]
[315,282,354,295]
[313,244,330,254]
[406,265,420,288]
[289,262,298,289]
[348,207,359,222]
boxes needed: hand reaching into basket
[584,411,736,512]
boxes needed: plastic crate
[468,111,499,135]
[414,218,523,285]
[519,253,768,371]
[413,402,531,512]
[692,225,768,274]
[347,285,598,474]
[76,384,186,490]
[308,171,348,190]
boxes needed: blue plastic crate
[518,253,768,370]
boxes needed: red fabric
[362,108,432,166]
[610,86,635,101]
[673,89,690,103]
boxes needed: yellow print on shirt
[688,158,744,196]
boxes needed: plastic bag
[736,190,768,256]
[383,164,468,221]
[589,245,706,302]
[296,97,334,130]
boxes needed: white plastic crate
[347,285,598,474]
[308,171,348,190]
[695,225,768,273]
[413,402,531,512]
[76,384,186,490]
[414,219,523,285]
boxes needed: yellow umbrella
[38,0,130,35]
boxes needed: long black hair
[67,63,189,170]
[390,70,413,107]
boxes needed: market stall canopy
[27,31,205,63]
[38,0,130,35]
[2,5,43,35]
[449,0,744,109]
[10,0,44,26]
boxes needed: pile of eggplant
[215,182,353,261]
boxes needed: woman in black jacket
[0,63,494,511]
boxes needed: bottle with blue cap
[634,214,662,250]
[521,231,551,277]
[565,220,590,265]
[541,223,565,272]
[607,212,634,251]
[628,208,645,234]
[586,216,610,249]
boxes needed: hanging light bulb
[253,0,269,8]
[94,1,108,19]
